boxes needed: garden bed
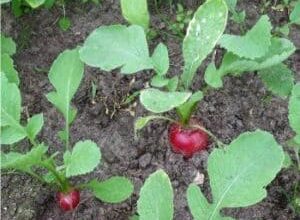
[1,0,300,219]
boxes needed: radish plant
[1,48,133,212]
[133,130,284,219]
[204,15,296,98]
[79,0,296,158]
[80,0,228,158]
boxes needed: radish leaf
[121,0,150,31]
[1,34,16,56]
[137,170,174,220]
[1,54,19,85]
[219,15,272,59]
[64,140,101,177]
[46,48,84,125]
[140,88,191,113]
[0,74,27,144]
[181,0,228,89]
[87,177,133,203]
[187,130,284,219]
[258,64,294,98]
[1,144,48,172]
[288,83,300,136]
[205,38,295,88]
[80,25,153,74]
[151,43,169,76]
[26,113,44,141]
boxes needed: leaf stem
[191,124,226,147]
[41,161,69,192]
[66,122,70,151]
[27,171,47,184]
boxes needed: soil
[1,0,300,219]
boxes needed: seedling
[167,3,193,38]
[80,0,228,158]
[204,15,296,98]
[132,130,284,219]
[1,48,133,212]
[276,1,300,36]
[225,0,246,24]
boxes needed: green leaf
[1,54,19,85]
[64,140,101,177]
[137,170,174,220]
[151,43,169,76]
[1,144,48,172]
[187,130,284,219]
[205,38,296,88]
[181,0,228,89]
[150,75,169,87]
[166,76,178,92]
[26,113,44,141]
[25,0,46,8]
[58,17,71,32]
[12,0,22,17]
[204,63,222,88]
[187,184,222,220]
[219,15,272,59]
[87,177,133,203]
[140,88,191,113]
[120,0,150,31]
[176,91,203,124]
[80,25,153,74]
[290,1,300,25]
[1,126,27,145]
[288,83,300,135]
[1,34,16,56]
[46,48,83,125]
[0,74,26,144]
[258,64,294,98]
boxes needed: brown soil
[1,0,300,219]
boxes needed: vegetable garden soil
[1,0,300,219]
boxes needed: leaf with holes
[187,130,284,219]
[46,48,84,125]
[137,170,174,220]
[181,0,228,89]
[80,25,153,74]
[140,88,191,113]
[219,15,272,59]
[64,140,101,177]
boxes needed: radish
[56,189,80,211]
[168,122,209,158]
